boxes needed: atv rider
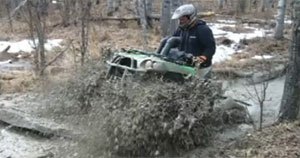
[157,4,216,79]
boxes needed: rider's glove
[193,55,207,64]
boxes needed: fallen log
[0,108,78,138]
[90,12,215,22]
[250,64,286,84]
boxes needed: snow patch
[216,19,237,24]
[0,39,63,53]
[210,23,272,63]
[252,55,274,60]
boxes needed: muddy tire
[163,72,185,83]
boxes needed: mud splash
[34,61,250,157]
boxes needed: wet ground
[0,122,53,158]
[0,75,286,157]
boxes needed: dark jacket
[173,20,216,68]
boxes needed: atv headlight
[152,62,161,70]
[145,60,153,69]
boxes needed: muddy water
[0,73,286,158]
[0,59,32,72]
[0,123,53,158]
[184,77,285,157]
[224,76,285,127]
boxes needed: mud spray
[39,60,250,157]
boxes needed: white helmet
[171,4,197,20]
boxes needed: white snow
[0,39,63,53]
[213,45,234,63]
[209,22,272,63]
[216,19,237,24]
[252,55,274,60]
[0,60,12,65]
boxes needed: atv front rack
[106,49,197,82]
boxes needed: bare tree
[5,0,13,32]
[3,0,29,32]
[145,0,153,28]
[24,0,47,76]
[79,0,91,65]
[217,0,225,9]
[169,0,182,34]
[136,0,153,29]
[161,0,171,37]
[274,0,286,39]
[36,0,49,16]
[259,0,271,12]
[236,0,251,14]
[245,57,271,130]
[138,0,148,48]
[107,0,114,16]
[252,78,269,130]
[160,0,182,37]
[278,0,300,121]
[60,0,78,27]
[61,0,71,26]
[107,0,121,16]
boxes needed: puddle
[0,59,32,72]
[0,124,53,158]
[224,76,285,126]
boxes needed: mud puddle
[0,59,32,72]
[0,76,286,157]
[224,76,285,127]
[0,121,54,158]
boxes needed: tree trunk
[259,0,271,12]
[161,0,171,37]
[26,1,39,74]
[107,0,120,16]
[80,0,91,65]
[61,0,71,26]
[31,1,47,76]
[5,1,13,32]
[278,0,300,121]
[138,0,148,48]
[6,0,22,19]
[107,0,114,16]
[114,0,121,10]
[145,0,153,28]
[236,0,250,13]
[169,0,182,35]
[217,0,225,9]
[35,12,46,75]
[274,0,286,39]
[160,0,182,36]
[37,0,49,16]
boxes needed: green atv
[106,48,197,82]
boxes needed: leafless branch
[40,40,73,73]
[0,0,28,22]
